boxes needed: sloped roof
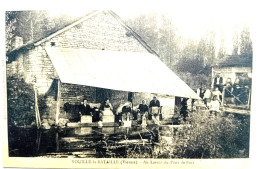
[46,47,200,99]
[7,10,159,57]
[216,55,252,67]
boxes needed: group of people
[195,74,223,115]
[194,72,251,115]
[77,72,251,122]
[78,98,113,122]
[78,96,161,123]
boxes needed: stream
[8,125,169,158]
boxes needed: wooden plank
[34,86,41,129]
[224,107,250,115]
[55,80,61,125]
[67,122,119,128]
[247,89,251,109]
[221,86,225,106]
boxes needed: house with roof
[212,55,252,85]
[6,10,199,125]
[211,55,252,109]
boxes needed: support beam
[55,79,61,125]
[211,67,214,89]
[34,86,41,129]
[221,86,225,106]
[247,89,251,109]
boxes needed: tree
[232,28,240,55]
[6,11,80,46]
[5,11,17,52]
[204,31,216,66]
[231,25,252,57]
[126,12,182,71]
[7,76,35,127]
[217,31,227,59]
[240,26,253,57]
[197,34,216,68]
[176,31,216,74]
[15,11,55,43]
[176,39,204,74]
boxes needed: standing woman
[99,98,114,121]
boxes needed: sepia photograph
[1,0,258,168]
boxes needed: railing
[222,86,251,109]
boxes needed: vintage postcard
[1,0,259,168]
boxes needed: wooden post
[56,132,59,152]
[211,68,214,89]
[55,79,61,125]
[221,86,225,106]
[36,131,42,151]
[247,89,251,109]
[34,86,41,129]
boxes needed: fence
[222,86,251,109]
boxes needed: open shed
[6,10,199,125]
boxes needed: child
[209,95,221,116]
[212,87,222,102]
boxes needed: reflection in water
[75,127,92,135]
[8,125,175,158]
[56,132,59,152]
[36,130,41,152]
[102,127,115,135]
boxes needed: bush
[7,76,35,127]
[120,110,249,159]
[170,111,250,158]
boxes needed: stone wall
[59,83,96,113]
[95,88,129,112]
[24,45,57,94]
[6,53,25,78]
[108,90,129,112]
[49,11,148,53]
[7,45,57,95]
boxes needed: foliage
[176,34,216,74]
[232,25,253,57]
[240,26,253,57]
[7,75,35,126]
[126,144,153,158]
[176,55,204,74]
[5,11,17,52]
[126,12,182,71]
[232,29,240,55]
[124,112,250,159]
[177,72,211,90]
[217,31,227,58]
[169,111,250,158]
[5,11,79,46]
[127,13,217,75]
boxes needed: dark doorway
[96,88,112,103]
[128,92,133,103]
